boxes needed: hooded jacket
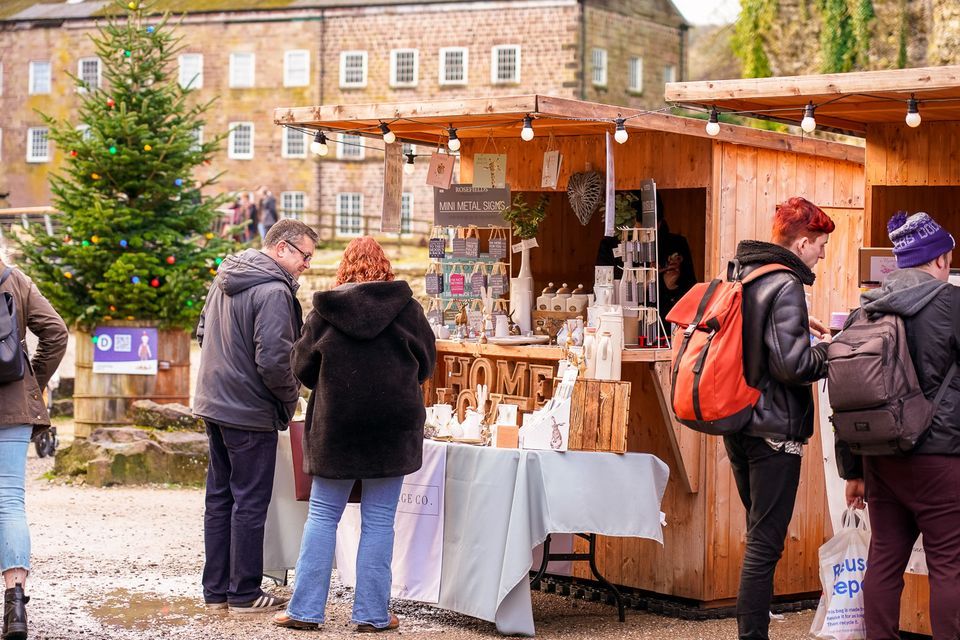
[292,280,436,479]
[836,269,960,479]
[193,248,302,431]
[736,241,830,442]
[0,264,68,432]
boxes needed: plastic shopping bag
[809,508,869,640]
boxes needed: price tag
[522,238,539,249]
[612,246,623,258]
[512,242,524,253]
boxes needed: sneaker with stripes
[228,592,289,614]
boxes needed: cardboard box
[859,247,897,286]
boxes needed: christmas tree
[17,0,232,331]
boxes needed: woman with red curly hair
[275,237,436,633]
[727,197,834,640]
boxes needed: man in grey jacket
[194,219,317,613]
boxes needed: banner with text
[434,184,511,227]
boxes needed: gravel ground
[23,451,816,640]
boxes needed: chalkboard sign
[434,184,511,228]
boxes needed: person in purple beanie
[838,211,960,640]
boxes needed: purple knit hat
[887,211,955,268]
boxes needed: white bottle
[583,327,598,379]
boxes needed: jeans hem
[351,617,391,628]
[0,565,30,574]
[285,610,326,624]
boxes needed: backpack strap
[0,267,12,287]
[737,263,794,285]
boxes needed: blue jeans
[0,426,32,574]
[287,476,404,627]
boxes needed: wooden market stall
[667,65,960,632]
[274,95,865,608]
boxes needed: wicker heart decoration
[566,171,604,225]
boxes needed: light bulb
[404,153,415,175]
[447,127,460,152]
[800,102,816,133]
[614,117,628,144]
[905,96,921,128]
[310,131,328,156]
[520,115,534,141]
[705,107,720,136]
[379,122,396,144]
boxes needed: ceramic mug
[461,409,483,439]
[495,314,510,338]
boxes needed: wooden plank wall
[459,132,713,192]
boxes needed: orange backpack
[665,262,791,435]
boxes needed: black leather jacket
[735,241,830,442]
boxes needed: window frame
[336,192,364,236]
[284,50,311,87]
[281,127,307,158]
[339,51,368,89]
[664,64,677,84]
[190,126,204,153]
[77,57,101,92]
[490,45,521,85]
[439,47,469,86]
[178,53,204,89]
[628,56,644,94]
[389,48,419,88]
[229,52,256,88]
[591,48,607,87]
[280,191,307,220]
[336,133,365,161]
[400,191,414,235]
[26,127,50,163]
[29,60,52,95]
[227,122,255,160]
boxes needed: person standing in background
[257,186,278,241]
[0,259,68,639]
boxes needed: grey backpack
[827,309,957,455]
[0,267,26,384]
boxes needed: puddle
[90,589,209,630]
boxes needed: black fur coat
[292,280,437,479]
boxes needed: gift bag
[452,228,468,258]
[428,227,446,259]
[467,299,485,336]
[465,226,480,258]
[425,263,444,295]
[443,299,460,325]
[426,298,443,326]
[470,262,487,294]
[810,508,869,640]
[427,152,454,189]
[488,227,508,260]
[449,264,466,295]
[489,262,509,298]
[473,153,507,188]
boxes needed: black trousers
[723,432,802,640]
[202,420,278,605]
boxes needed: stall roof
[664,65,960,136]
[273,94,864,163]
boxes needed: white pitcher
[595,312,623,380]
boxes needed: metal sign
[434,184,511,228]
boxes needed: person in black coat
[274,237,436,633]
[727,197,833,640]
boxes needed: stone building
[0,0,686,239]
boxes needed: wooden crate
[568,379,631,453]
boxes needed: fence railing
[0,207,60,263]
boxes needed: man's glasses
[286,242,313,264]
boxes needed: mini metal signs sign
[434,184,511,227]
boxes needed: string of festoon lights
[285,105,678,170]
[700,92,930,136]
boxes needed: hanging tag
[521,238,539,250]
[426,152,455,189]
[512,241,524,254]
[541,149,562,189]
[473,154,507,189]
[612,246,623,258]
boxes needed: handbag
[288,418,361,503]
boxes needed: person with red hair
[727,196,834,640]
[275,236,436,633]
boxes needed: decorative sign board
[93,326,159,375]
[434,184,511,227]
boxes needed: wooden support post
[650,361,702,494]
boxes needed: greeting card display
[541,150,562,189]
[473,154,507,189]
[426,152,455,189]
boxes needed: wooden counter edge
[434,340,672,363]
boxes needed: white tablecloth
[264,436,669,636]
